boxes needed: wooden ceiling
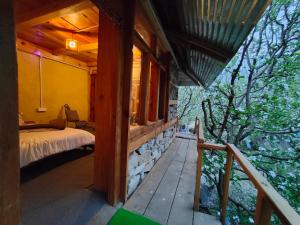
[14,0,99,63]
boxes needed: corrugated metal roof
[151,0,271,87]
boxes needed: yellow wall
[18,51,90,124]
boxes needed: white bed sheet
[20,127,95,168]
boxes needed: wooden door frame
[0,1,20,225]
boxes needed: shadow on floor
[21,150,107,225]
[21,149,94,183]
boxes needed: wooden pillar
[162,53,171,123]
[148,35,159,122]
[221,149,233,224]
[148,63,160,121]
[138,52,150,125]
[0,1,20,225]
[194,145,203,211]
[94,0,135,205]
[254,192,272,225]
[158,69,166,119]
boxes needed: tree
[179,0,300,224]
[177,86,203,125]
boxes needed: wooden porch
[124,137,220,225]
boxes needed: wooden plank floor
[124,137,221,225]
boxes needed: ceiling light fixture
[66,39,78,51]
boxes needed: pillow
[49,119,66,130]
[65,110,80,122]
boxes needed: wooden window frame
[132,32,170,127]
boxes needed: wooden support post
[194,146,204,211]
[254,192,272,225]
[148,35,159,122]
[148,62,160,121]
[162,53,171,123]
[221,148,233,225]
[138,52,150,125]
[94,0,135,205]
[150,35,157,57]
[0,1,20,225]
[194,117,198,134]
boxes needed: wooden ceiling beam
[53,42,98,54]
[16,0,94,29]
[167,31,235,63]
[78,42,98,52]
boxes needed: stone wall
[127,125,177,196]
[127,80,179,197]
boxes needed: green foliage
[178,0,300,224]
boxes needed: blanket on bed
[19,127,95,168]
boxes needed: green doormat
[108,208,162,225]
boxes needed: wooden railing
[193,117,300,225]
[128,117,178,152]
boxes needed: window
[130,46,142,125]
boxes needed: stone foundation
[127,125,177,196]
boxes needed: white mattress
[19,128,95,168]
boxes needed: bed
[19,127,95,168]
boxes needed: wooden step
[194,212,221,225]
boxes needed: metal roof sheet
[151,0,271,87]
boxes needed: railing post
[254,192,272,225]
[221,146,233,224]
[194,143,204,211]
[194,117,198,134]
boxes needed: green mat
[108,208,162,225]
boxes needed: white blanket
[20,128,95,168]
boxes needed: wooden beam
[162,53,171,123]
[16,38,89,70]
[87,61,97,67]
[53,47,97,54]
[0,1,20,224]
[197,119,205,143]
[221,150,233,224]
[78,42,98,52]
[94,0,135,205]
[16,0,94,29]
[194,145,203,211]
[254,192,272,225]
[133,31,167,71]
[198,143,226,151]
[148,62,160,121]
[167,31,234,63]
[138,52,151,125]
[128,118,177,152]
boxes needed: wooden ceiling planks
[14,0,99,64]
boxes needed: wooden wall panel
[163,53,171,122]
[148,62,160,121]
[138,52,150,125]
[94,0,135,205]
[158,69,166,120]
[0,1,20,224]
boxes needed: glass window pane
[130,46,142,125]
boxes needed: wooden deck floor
[124,137,221,225]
